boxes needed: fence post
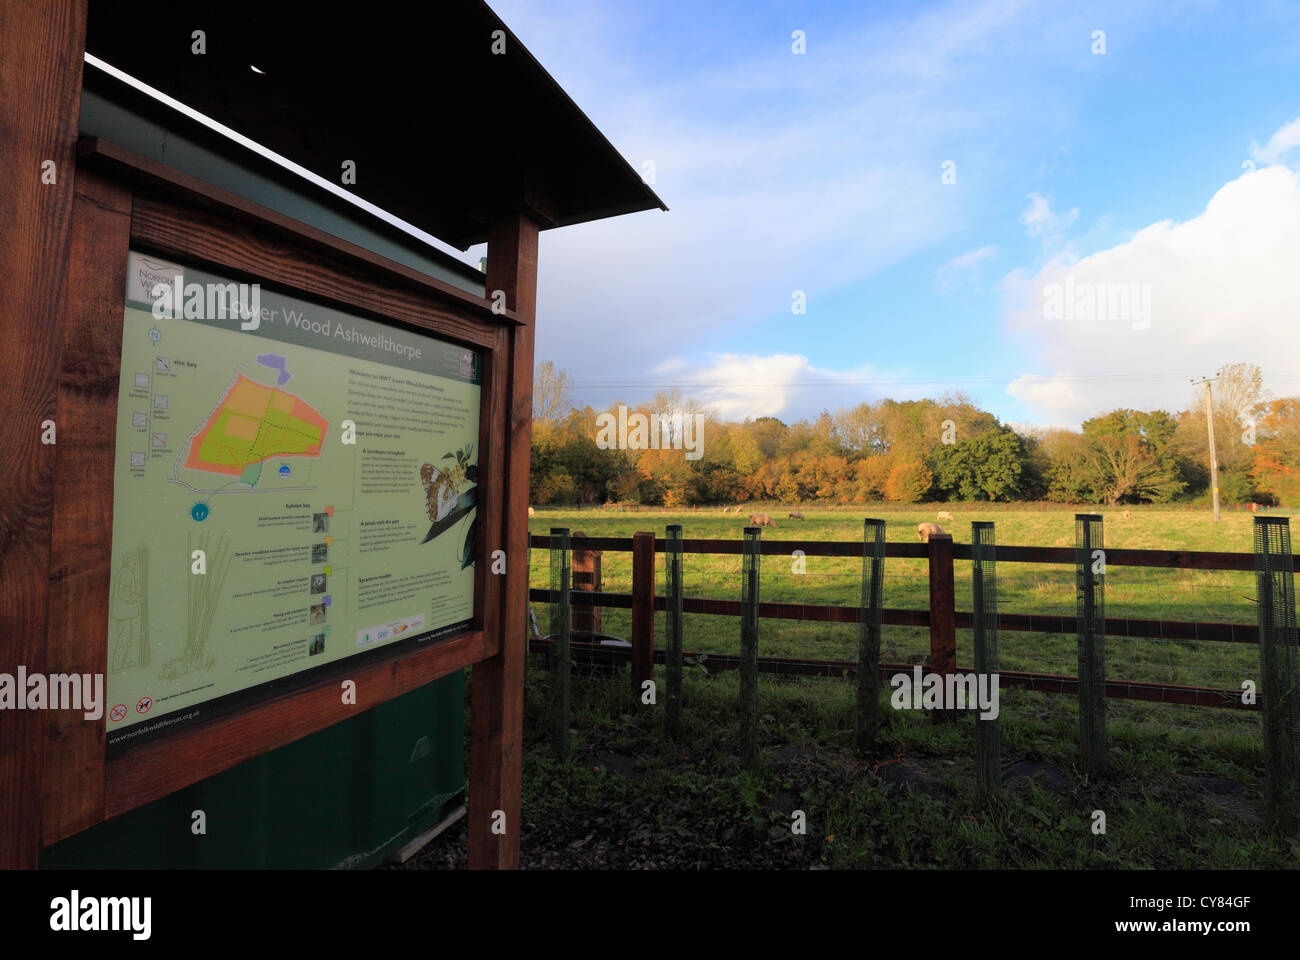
[740,526,761,769]
[630,531,655,702]
[927,532,956,722]
[1253,516,1299,836]
[856,519,886,752]
[1075,513,1106,773]
[971,521,1001,794]
[571,531,601,635]
[549,528,571,762]
[665,524,685,736]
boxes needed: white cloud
[935,245,998,294]
[1021,192,1079,243]
[1005,165,1300,426]
[638,353,897,422]
[1250,116,1300,165]
[945,245,998,270]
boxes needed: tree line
[529,361,1300,507]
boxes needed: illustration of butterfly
[419,444,478,560]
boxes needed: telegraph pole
[1193,377,1221,522]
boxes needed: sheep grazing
[749,513,779,527]
[916,522,945,542]
[936,510,954,522]
[788,511,804,520]
[528,506,535,518]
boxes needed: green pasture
[528,503,1288,698]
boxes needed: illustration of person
[109,554,143,673]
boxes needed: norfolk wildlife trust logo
[595,405,706,460]
[129,252,262,330]
[0,666,104,720]
[50,891,151,940]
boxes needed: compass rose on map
[148,324,162,345]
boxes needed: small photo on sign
[308,603,326,625]
[311,573,327,595]
[132,412,147,428]
[311,543,328,563]
[313,512,329,533]
[308,634,325,657]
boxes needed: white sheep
[916,522,945,542]
[937,510,954,522]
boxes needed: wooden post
[1202,378,1222,523]
[468,212,539,869]
[630,531,655,700]
[927,533,956,722]
[0,0,88,869]
[571,531,601,634]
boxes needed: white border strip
[83,52,478,264]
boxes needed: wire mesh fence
[1255,516,1299,833]
[525,513,1298,809]
[971,521,1000,793]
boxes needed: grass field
[404,503,1300,869]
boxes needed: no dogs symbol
[136,696,153,714]
[109,704,127,722]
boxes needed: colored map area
[257,352,291,386]
[184,373,328,478]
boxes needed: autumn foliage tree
[527,361,1298,507]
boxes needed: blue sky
[469,0,1300,429]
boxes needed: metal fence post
[971,521,1001,794]
[856,519,886,752]
[549,528,571,762]
[665,524,684,736]
[631,531,655,702]
[1254,516,1300,835]
[740,526,761,769]
[1075,513,1106,773]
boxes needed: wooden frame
[17,135,535,868]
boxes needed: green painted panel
[40,672,465,869]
